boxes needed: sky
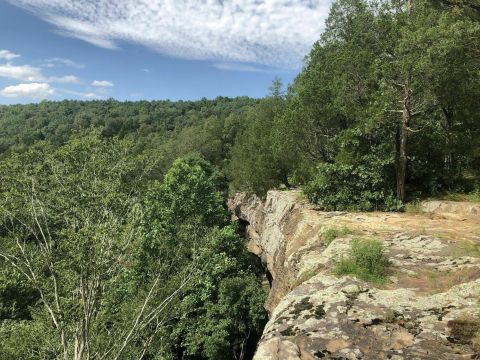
[0,0,332,104]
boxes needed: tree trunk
[397,84,411,202]
[407,0,413,14]
[442,107,456,181]
[396,0,414,202]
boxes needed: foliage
[1,0,480,356]
[141,154,227,248]
[228,81,292,196]
[0,97,256,156]
[404,200,425,213]
[0,131,183,359]
[439,186,480,203]
[138,154,267,359]
[171,227,267,360]
[304,163,402,211]
[0,132,266,359]
[323,226,353,246]
[335,239,390,283]
[0,318,52,360]
[383,309,397,323]
[226,0,480,206]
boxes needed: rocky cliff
[229,190,480,360]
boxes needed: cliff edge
[229,190,480,360]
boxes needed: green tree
[171,227,267,360]
[140,155,267,360]
[276,0,391,183]
[141,154,227,248]
[228,79,289,195]
[0,131,193,359]
[377,0,480,197]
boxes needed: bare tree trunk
[442,107,456,180]
[395,0,414,202]
[397,83,411,202]
[394,121,401,187]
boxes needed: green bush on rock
[335,239,390,284]
[304,163,403,212]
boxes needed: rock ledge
[229,191,480,360]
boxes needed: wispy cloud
[43,57,85,69]
[0,82,54,99]
[92,80,113,87]
[8,0,332,69]
[0,49,20,61]
[0,63,81,85]
[0,63,44,82]
[213,63,266,73]
[48,75,81,84]
[56,88,99,98]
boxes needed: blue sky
[0,0,332,104]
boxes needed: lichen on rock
[229,190,480,359]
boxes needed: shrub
[453,241,480,258]
[335,239,390,284]
[323,225,353,246]
[447,318,480,344]
[303,163,402,212]
[293,269,318,287]
[404,200,424,213]
[441,185,480,203]
[383,309,397,323]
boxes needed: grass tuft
[323,225,353,246]
[383,309,397,323]
[441,190,480,203]
[447,318,480,344]
[451,240,480,258]
[404,200,424,214]
[335,239,390,284]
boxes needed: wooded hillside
[0,0,479,359]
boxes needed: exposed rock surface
[421,200,480,217]
[228,191,480,360]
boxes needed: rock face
[228,191,480,360]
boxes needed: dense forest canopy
[0,0,479,359]
[229,0,480,209]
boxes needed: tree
[423,0,480,182]
[378,0,480,197]
[0,131,195,359]
[140,155,267,360]
[275,0,390,182]
[228,79,289,195]
[430,0,480,13]
[170,227,267,360]
[275,0,480,204]
[141,154,227,248]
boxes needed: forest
[0,0,479,359]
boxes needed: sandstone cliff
[229,190,480,360]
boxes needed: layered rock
[229,191,480,360]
